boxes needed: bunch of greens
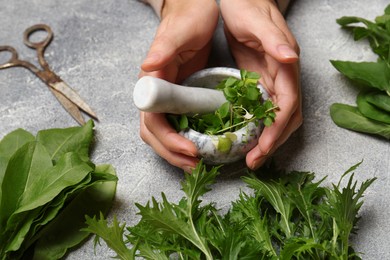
[85,161,374,259]
[330,4,390,139]
[169,69,277,135]
[0,120,117,260]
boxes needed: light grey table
[0,0,389,259]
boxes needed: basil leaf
[330,60,390,92]
[330,103,390,139]
[36,120,94,163]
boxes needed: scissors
[0,24,97,125]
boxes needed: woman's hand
[220,0,302,170]
[139,0,219,172]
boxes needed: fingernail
[183,150,197,157]
[251,157,266,170]
[277,44,298,60]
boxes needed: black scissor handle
[23,24,53,50]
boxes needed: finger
[142,112,198,157]
[140,112,199,172]
[221,1,299,63]
[142,8,217,73]
[246,108,302,169]
[246,64,302,169]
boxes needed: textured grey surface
[0,0,389,259]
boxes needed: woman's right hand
[138,0,219,172]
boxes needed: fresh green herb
[0,120,117,260]
[330,4,390,139]
[85,161,374,259]
[169,69,278,135]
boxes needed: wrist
[162,0,217,19]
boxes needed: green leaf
[32,165,117,260]
[279,238,328,259]
[321,165,376,257]
[218,102,230,118]
[330,60,390,92]
[223,86,238,100]
[179,115,189,130]
[36,120,94,163]
[242,175,294,238]
[0,141,52,231]
[357,91,390,123]
[230,192,276,256]
[15,152,93,214]
[87,160,374,259]
[136,194,213,259]
[245,87,260,101]
[0,129,34,205]
[330,103,390,139]
[364,90,390,112]
[0,122,117,259]
[85,213,134,260]
[217,136,232,153]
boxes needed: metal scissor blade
[49,81,98,119]
[49,87,85,125]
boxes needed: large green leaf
[330,60,390,92]
[15,153,93,214]
[0,129,35,202]
[36,120,94,163]
[0,141,52,230]
[32,164,117,260]
[330,103,390,139]
[365,90,390,112]
[357,91,390,124]
[0,141,52,256]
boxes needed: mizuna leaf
[242,175,294,238]
[136,194,213,259]
[84,213,134,260]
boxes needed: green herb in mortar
[86,160,374,259]
[169,69,278,135]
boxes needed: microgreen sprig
[169,69,278,135]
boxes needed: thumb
[259,25,299,63]
[253,15,299,63]
[141,33,177,72]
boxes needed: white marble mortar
[180,67,269,165]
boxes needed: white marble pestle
[133,76,227,115]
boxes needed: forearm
[141,0,292,17]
